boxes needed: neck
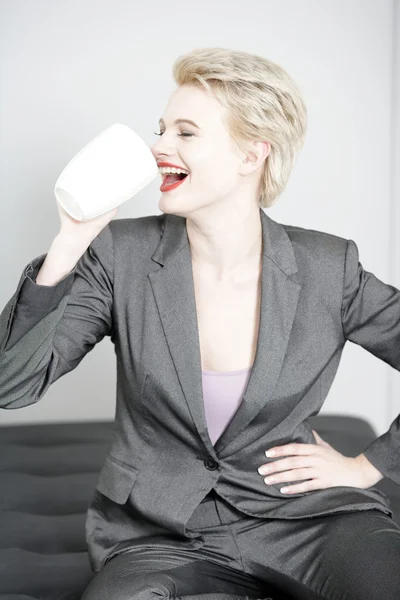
[186,206,263,280]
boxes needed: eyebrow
[159,118,200,129]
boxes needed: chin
[158,196,177,214]
[158,195,190,216]
[158,194,211,219]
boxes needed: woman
[1,47,400,600]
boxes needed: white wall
[0,0,398,437]
[389,0,400,428]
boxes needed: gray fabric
[82,486,400,600]
[0,417,399,600]
[0,208,399,577]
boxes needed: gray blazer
[0,207,397,572]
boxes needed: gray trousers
[81,489,400,600]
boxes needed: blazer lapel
[149,208,303,457]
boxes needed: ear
[239,140,271,175]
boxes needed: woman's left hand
[258,429,384,494]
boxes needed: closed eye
[153,131,194,138]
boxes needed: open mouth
[163,172,188,184]
[160,172,189,192]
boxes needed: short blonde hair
[172,47,307,208]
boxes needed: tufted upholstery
[0,414,399,600]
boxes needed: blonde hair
[172,47,307,208]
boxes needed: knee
[81,569,177,600]
[321,515,400,598]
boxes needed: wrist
[355,453,384,486]
[54,232,90,256]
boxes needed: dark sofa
[1,414,399,600]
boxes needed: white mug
[54,123,159,221]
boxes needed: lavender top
[202,367,252,445]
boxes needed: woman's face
[150,84,247,217]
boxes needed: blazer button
[204,458,219,470]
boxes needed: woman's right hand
[56,200,118,248]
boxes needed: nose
[150,131,176,160]
[150,144,161,160]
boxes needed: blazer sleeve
[0,223,114,409]
[341,238,400,485]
